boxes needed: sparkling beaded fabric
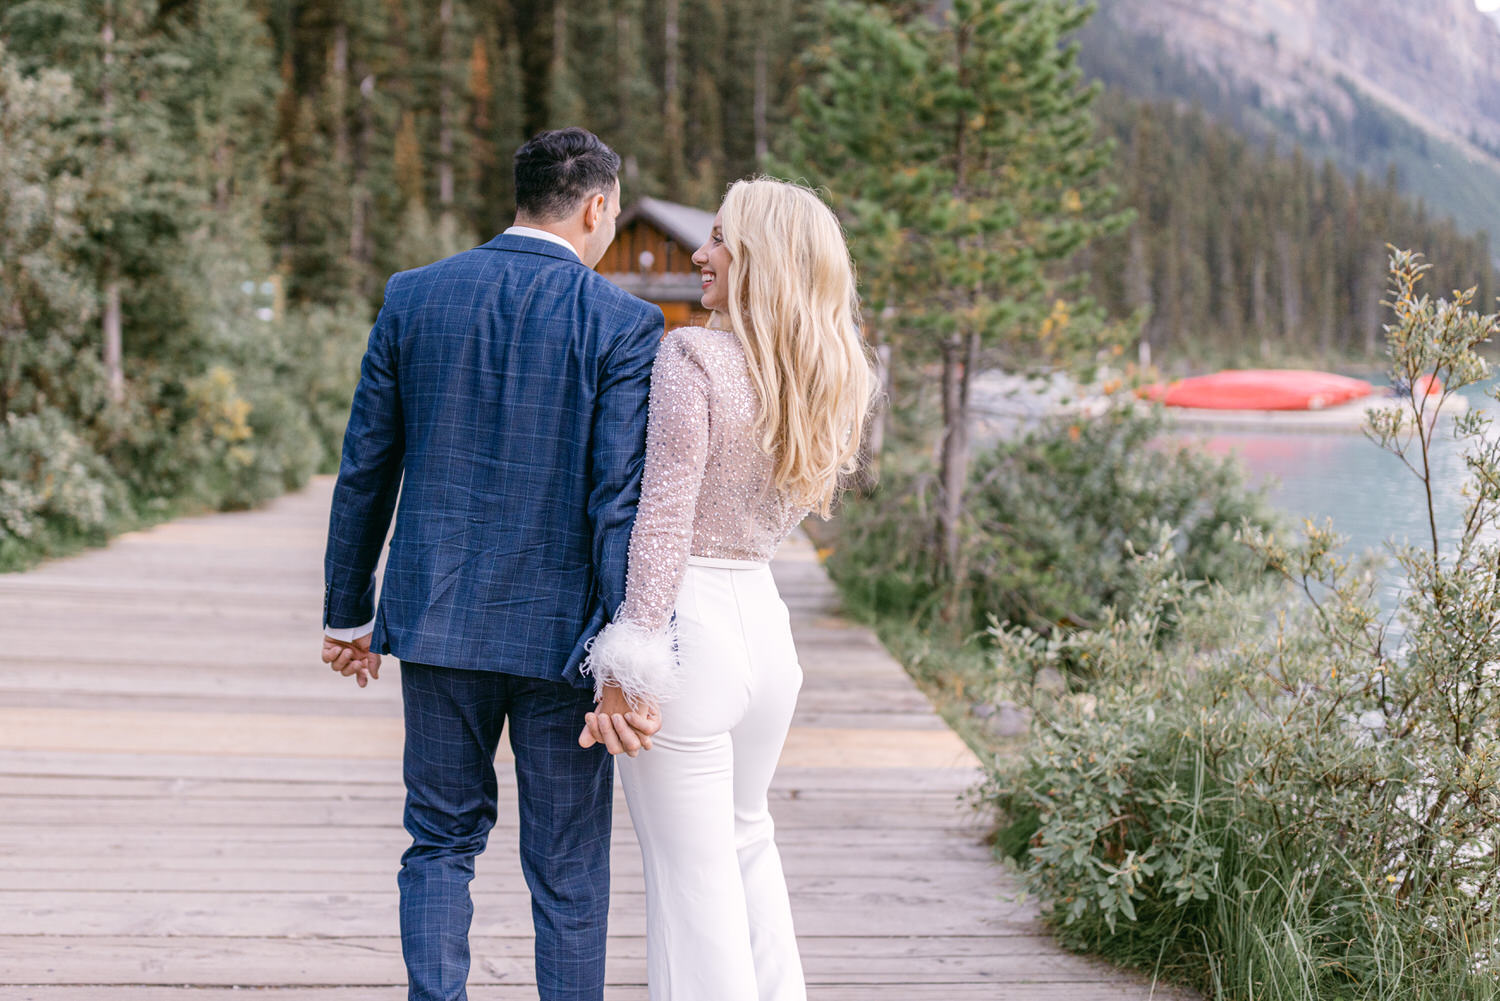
[616,326,808,633]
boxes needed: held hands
[578,684,662,757]
[322,634,381,688]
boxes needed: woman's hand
[578,684,662,756]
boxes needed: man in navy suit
[319,128,665,1001]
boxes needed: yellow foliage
[189,366,254,445]
[1039,299,1071,340]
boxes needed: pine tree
[658,0,685,195]
[606,0,661,193]
[509,0,555,139]
[2,0,205,402]
[786,0,1127,580]
[0,42,99,419]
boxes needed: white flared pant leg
[619,560,807,1001]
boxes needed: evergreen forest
[2,0,1496,571]
[1088,95,1496,367]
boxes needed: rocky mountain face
[1097,0,1500,156]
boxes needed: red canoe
[1142,369,1375,411]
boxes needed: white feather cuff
[581,619,680,708]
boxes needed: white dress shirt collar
[503,225,581,260]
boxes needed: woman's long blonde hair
[714,177,876,518]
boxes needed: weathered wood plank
[0,750,407,785]
[0,934,1133,985]
[0,767,976,799]
[0,824,996,851]
[0,987,1192,1001]
[0,854,1003,884]
[0,796,979,830]
[0,891,1036,938]
[0,691,946,731]
[0,708,973,769]
[0,866,1014,895]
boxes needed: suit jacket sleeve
[323,279,406,630]
[588,302,665,622]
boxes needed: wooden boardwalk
[0,477,1186,1000]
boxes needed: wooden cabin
[597,196,713,328]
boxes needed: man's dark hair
[513,128,621,222]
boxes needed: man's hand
[322,634,381,688]
[578,684,662,757]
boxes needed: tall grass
[1053,811,1499,1000]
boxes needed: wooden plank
[0,870,1014,896]
[0,891,1036,938]
[0,854,1004,882]
[0,830,999,865]
[0,766,977,798]
[0,666,402,704]
[0,708,975,769]
[0,987,1193,1001]
[0,990,611,1001]
[0,934,1068,960]
[0,934,1131,985]
[0,750,407,785]
[0,796,980,830]
[0,674,935,720]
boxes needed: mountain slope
[1079,0,1500,247]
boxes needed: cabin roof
[618,196,715,251]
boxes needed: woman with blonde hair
[580,176,876,1000]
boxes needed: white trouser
[618,555,807,1001]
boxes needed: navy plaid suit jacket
[323,232,665,686]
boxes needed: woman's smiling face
[692,212,731,312]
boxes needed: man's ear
[583,193,606,233]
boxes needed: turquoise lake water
[1192,379,1498,596]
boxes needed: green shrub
[0,408,128,568]
[278,301,370,469]
[0,300,368,570]
[989,538,1500,999]
[987,252,1500,1000]
[828,406,1276,650]
[965,407,1274,636]
[107,301,368,514]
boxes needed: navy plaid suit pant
[398,662,613,1001]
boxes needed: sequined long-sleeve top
[581,326,809,704]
